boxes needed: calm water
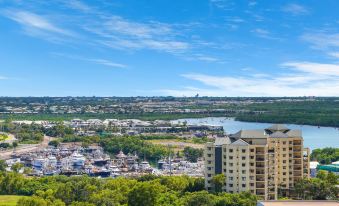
[172,117,339,150]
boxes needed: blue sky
[0,0,339,96]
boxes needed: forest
[0,167,258,206]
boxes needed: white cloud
[84,15,191,54]
[302,33,339,50]
[328,52,339,58]
[251,28,281,40]
[161,61,339,97]
[281,61,339,76]
[3,10,72,36]
[65,0,92,12]
[52,52,127,69]
[89,59,127,68]
[0,76,8,80]
[282,3,309,15]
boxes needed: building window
[207,147,212,151]
[289,141,292,144]
[250,183,254,186]
[242,170,246,174]
[283,172,286,175]
[250,149,254,152]
[224,162,226,166]
[229,170,233,173]
[229,163,233,166]
[250,163,254,166]
[208,154,212,157]
[283,154,286,157]
[229,149,233,153]
[283,160,286,163]
[242,163,246,167]
[242,184,246,188]
[208,174,211,177]
[283,148,286,151]
[229,156,233,160]
[224,169,226,172]
[250,156,254,159]
[224,155,226,158]
[208,161,212,164]
[208,167,211,171]
[229,184,233,187]
[242,177,246,181]
[283,141,286,145]
[242,149,246,153]
[229,177,233,181]
[242,156,246,160]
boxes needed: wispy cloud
[328,52,339,58]
[64,0,92,12]
[161,61,339,96]
[302,32,339,50]
[281,61,339,76]
[0,76,9,80]
[251,28,282,40]
[3,10,73,36]
[52,52,127,69]
[282,3,309,15]
[88,59,127,68]
[83,15,191,54]
[209,0,234,10]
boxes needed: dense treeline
[235,100,339,127]
[310,147,339,164]
[0,112,228,121]
[0,168,257,206]
[293,171,339,200]
[2,99,339,127]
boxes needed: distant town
[0,96,339,206]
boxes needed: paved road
[0,135,54,160]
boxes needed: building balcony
[256,158,265,161]
[256,177,265,181]
[256,163,265,168]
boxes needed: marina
[4,144,204,178]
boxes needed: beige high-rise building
[204,124,310,200]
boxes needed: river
[172,117,339,150]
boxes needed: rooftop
[257,200,339,206]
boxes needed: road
[0,135,54,160]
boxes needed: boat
[93,157,109,166]
[71,152,86,166]
[47,156,57,167]
[33,157,46,168]
[88,167,111,178]
[139,161,153,172]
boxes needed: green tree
[181,191,216,206]
[211,174,225,193]
[128,182,163,206]
[183,147,203,162]
[0,160,7,171]
[11,162,23,173]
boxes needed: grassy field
[0,195,23,206]
[147,139,204,151]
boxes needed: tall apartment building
[204,124,310,200]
